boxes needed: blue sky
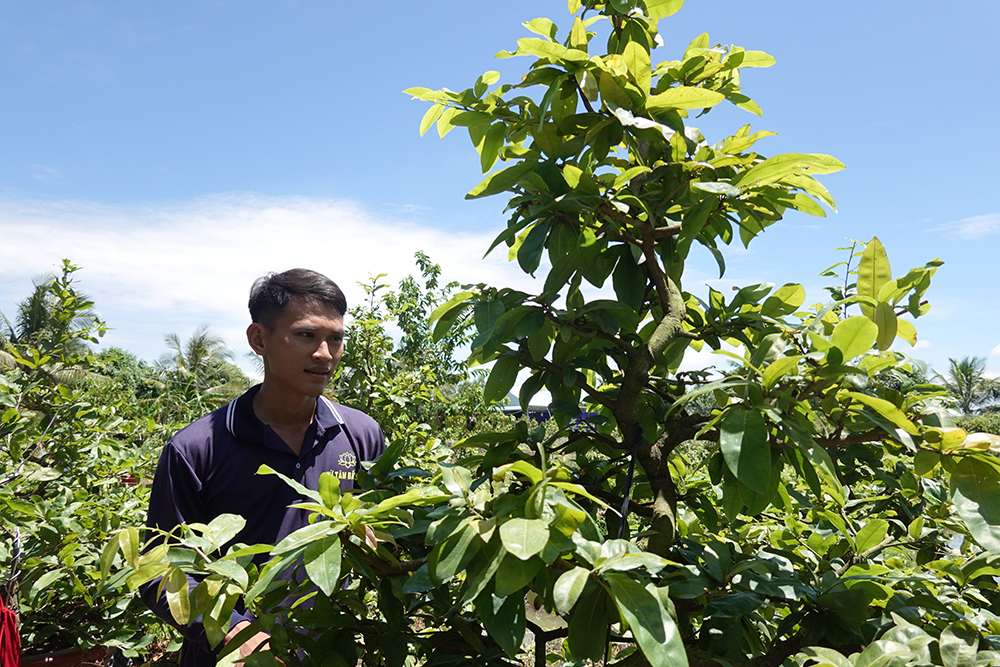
[1,0,998,379]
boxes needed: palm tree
[937,356,1000,414]
[1,269,103,383]
[155,325,250,421]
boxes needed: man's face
[247,297,345,398]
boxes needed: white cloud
[933,213,1000,240]
[0,194,538,365]
[913,339,933,350]
[990,342,1000,356]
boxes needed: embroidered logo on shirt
[338,452,357,469]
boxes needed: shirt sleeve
[140,441,255,654]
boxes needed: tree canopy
[84,2,1000,667]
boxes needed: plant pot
[20,646,107,667]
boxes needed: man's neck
[251,383,318,454]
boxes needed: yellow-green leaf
[829,316,878,360]
[857,237,892,319]
[854,519,889,553]
[843,391,919,436]
[874,302,897,351]
[647,86,725,110]
[623,41,651,93]
[165,568,191,625]
[896,318,917,346]
[644,0,684,20]
[761,355,802,389]
[419,104,444,137]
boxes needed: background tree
[1,263,166,657]
[937,355,1000,415]
[154,325,251,424]
[332,252,500,440]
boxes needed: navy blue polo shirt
[141,385,385,666]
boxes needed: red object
[0,595,19,667]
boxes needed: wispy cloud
[931,213,1000,240]
[28,164,63,182]
[990,342,1000,357]
[0,194,537,364]
[913,339,932,350]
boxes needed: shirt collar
[224,385,345,444]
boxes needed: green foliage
[332,252,504,440]
[152,325,252,425]
[958,413,1000,436]
[0,263,168,656]
[99,4,1000,667]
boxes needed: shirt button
[295,463,301,469]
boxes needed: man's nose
[314,341,333,361]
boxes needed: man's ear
[247,322,267,355]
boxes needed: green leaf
[304,535,342,596]
[499,460,545,485]
[477,592,526,658]
[761,355,801,389]
[523,17,558,41]
[516,37,589,63]
[430,290,475,323]
[613,246,646,311]
[29,570,64,602]
[517,219,550,275]
[205,514,246,550]
[467,161,538,199]
[431,524,481,582]
[419,104,444,137]
[257,465,321,503]
[554,566,590,615]
[854,519,889,553]
[857,237,892,319]
[647,86,725,110]
[272,521,339,556]
[896,318,917,346]
[842,391,919,436]
[613,166,651,191]
[952,457,1000,553]
[118,526,140,569]
[829,316,878,361]
[720,407,770,495]
[500,518,550,560]
[483,354,520,404]
[205,559,249,591]
[735,153,845,189]
[319,472,341,508]
[940,620,979,667]
[494,554,541,597]
[100,534,119,582]
[481,123,506,173]
[737,50,776,68]
[644,0,684,20]
[568,584,609,662]
[623,41,651,92]
[2,498,34,515]
[605,573,687,667]
[874,302,897,351]
[165,568,191,625]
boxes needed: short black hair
[248,269,347,329]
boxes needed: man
[141,269,385,666]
